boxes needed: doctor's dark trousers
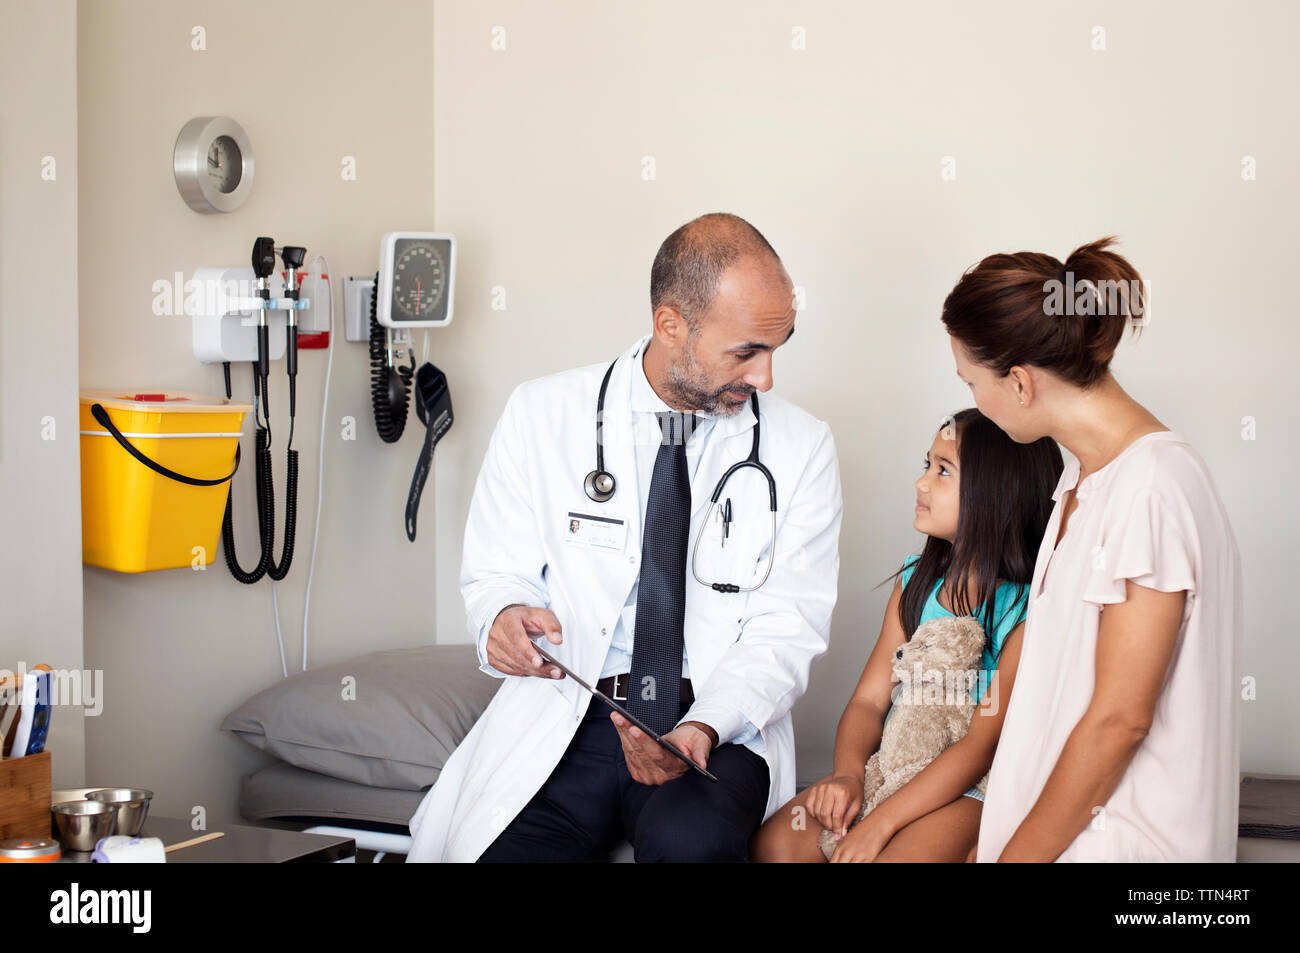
[477,694,770,862]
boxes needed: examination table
[223,645,1298,862]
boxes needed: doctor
[406,212,842,862]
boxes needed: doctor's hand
[609,713,713,786]
[486,605,564,678]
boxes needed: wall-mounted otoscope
[251,236,276,427]
[281,244,306,425]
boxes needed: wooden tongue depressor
[164,832,225,853]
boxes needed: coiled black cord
[222,424,273,584]
[266,446,297,581]
[221,362,297,583]
[369,271,413,443]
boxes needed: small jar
[0,837,61,863]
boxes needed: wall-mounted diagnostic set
[190,236,312,584]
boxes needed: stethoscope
[584,356,777,593]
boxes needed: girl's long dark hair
[887,409,1063,663]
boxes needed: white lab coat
[405,334,842,862]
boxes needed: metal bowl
[51,789,107,838]
[85,788,153,837]
[51,800,117,852]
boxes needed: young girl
[751,408,1062,862]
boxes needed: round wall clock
[173,116,254,213]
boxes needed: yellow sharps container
[79,389,252,573]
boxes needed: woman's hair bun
[941,236,1146,388]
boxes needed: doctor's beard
[665,335,755,417]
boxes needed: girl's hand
[829,812,890,863]
[805,774,864,835]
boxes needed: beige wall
[429,0,1298,776]
[76,0,436,823]
[0,0,84,788]
[5,0,1293,827]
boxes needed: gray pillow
[221,644,500,791]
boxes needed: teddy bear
[818,615,988,859]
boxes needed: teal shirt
[899,554,1029,703]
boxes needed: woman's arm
[866,620,1026,844]
[997,581,1186,862]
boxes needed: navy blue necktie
[628,411,697,735]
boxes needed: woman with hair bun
[943,237,1242,862]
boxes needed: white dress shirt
[601,342,760,747]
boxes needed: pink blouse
[976,430,1243,862]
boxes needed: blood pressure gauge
[377,232,457,328]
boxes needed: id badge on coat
[562,511,627,553]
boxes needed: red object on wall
[282,268,331,349]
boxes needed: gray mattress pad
[240,760,426,829]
